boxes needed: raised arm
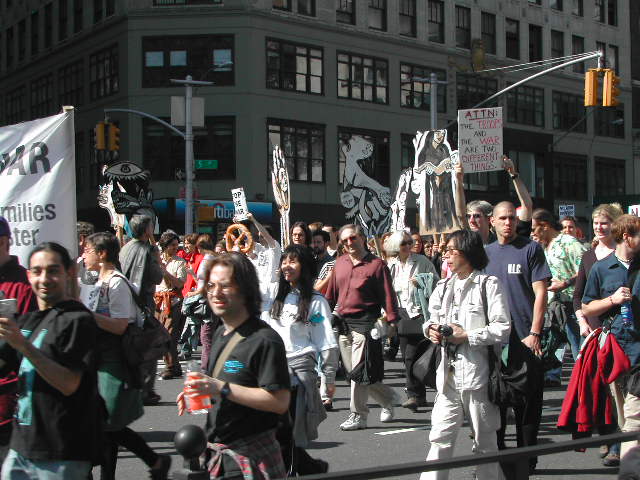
[503,156,533,222]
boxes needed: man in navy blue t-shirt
[485,201,551,473]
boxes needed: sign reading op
[457,107,503,173]
[231,187,249,221]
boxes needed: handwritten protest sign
[231,187,249,220]
[457,107,503,173]
[559,204,575,218]
[629,205,640,217]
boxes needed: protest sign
[231,187,249,220]
[0,112,77,265]
[458,107,503,173]
[559,204,575,218]
[629,205,640,217]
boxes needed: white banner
[0,112,77,266]
[457,107,503,173]
[231,187,249,221]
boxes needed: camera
[437,324,453,337]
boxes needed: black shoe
[602,453,620,467]
[402,397,419,412]
[323,400,333,411]
[143,392,161,406]
[150,454,171,480]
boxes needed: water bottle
[621,302,633,327]
[184,361,212,415]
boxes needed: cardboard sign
[231,187,249,221]
[628,205,640,217]
[457,107,503,173]
[559,204,575,219]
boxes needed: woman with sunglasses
[266,245,338,474]
[421,230,510,480]
[385,231,439,412]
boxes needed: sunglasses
[466,213,484,219]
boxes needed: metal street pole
[170,76,213,234]
[430,72,438,130]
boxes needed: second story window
[507,85,544,127]
[58,59,84,107]
[399,0,416,37]
[337,52,388,104]
[266,39,323,94]
[572,35,584,73]
[298,0,315,16]
[551,30,563,59]
[337,0,355,25]
[529,24,542,62]
[455,6,471,49]
[89,44,119,100]
[31,74,54,119]
[368,0,386,31]
[428,0,444,44]
[505,18,519,59]
[481,12,496,54]
[400,64,447,113]
[572,0,583,16]
[552,91,586,133]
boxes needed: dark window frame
[529,24,542,62]
[273,0,291,12]
[505,18,520,59]
[89,44,119,100]
[607,0,617,26]
[595,104,625,139]
[400,63,447,113]
[572,0,583,16]
[31,11,39,57]
[456,73,498,110]
[44,3,53,48]
[507,84,544,127]
[58,59,84,107]
[297,0,315,16]
[455,5,471,49]
[572,35,585,73]
[30,73,54,119]
[552,91,587,133]
[73,0,83,33]
[337,51,389,104]
[5,86,26,125]
[551,30,564,59]
[595,157,625,197]
[550,0,563,11]
[553,153,588,201]
[481,12,496,55]
[59,0,68,41]
[428,0,445,44]
[399,0,416,37]
[267,118,325,183]
[368,0,387,31]
[337,0,355,25]
[266,38,323,95]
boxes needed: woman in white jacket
[421,230,511,480]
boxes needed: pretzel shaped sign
[225,224,255,254]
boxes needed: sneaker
[602,453,620,467]
[380,406,395,423]
[149,454,171,480]
[402,397,419,412]
[340,413,367,431]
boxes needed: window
[337,0,355,25]
[44,3,52,48]
[73,0,83,33]
[481,12,496,55]
[298,0,315,16]
[5,86,26,125]
[31,74,54,119]
[400,64,447,113]
[607,0,617,26]
[399,0,416,37]
[59,0,68,41]
[89,44,119,100]
[553,154,587,201]
[455,6,471,49]
[17,20,25,62]
[428,0,445,44]
[58,59,84,107]
[528,0,541,4]
[529,24,542,62]
[595,104,624,138]
[266,39,322,94]
[608,44,619,74]
[142,36,234,88]
[401,134,414,169]
[31,11,39,57]
[552,91,587,133]
[273,0,291,11]
[551,30,563,59]
[507,85,544,127]
[572,0,583,16]
[594,0,605,22]
[505,18,519,59]
[268,119,325,183]
[338,128,389,187]
[94,0,102,23]
[456,73,498,110]
[596,41,606,69]
[337,52,388,104]
[6,27,13,69]
[572,35,584,73]
[106,0,115,16]
[508,151,544,197]
[550,0,563,10]
[368,0,386,31]
[595,157,625,196]
[143,116,236,181]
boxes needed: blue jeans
[1,449,91,480]
[546,312,582,383]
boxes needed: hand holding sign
[231,187,249,221]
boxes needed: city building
[0,0,633,236]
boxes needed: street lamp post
[170,75,213,235]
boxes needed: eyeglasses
[206,282,235,295]
[400,241,413,246]
[442,247,460,256]
[341,235,359,243]
[466,213,484,220]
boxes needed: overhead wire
[472,52,599,75]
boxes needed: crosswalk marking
[374,426,429,436]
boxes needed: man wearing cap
[0,217,37,465]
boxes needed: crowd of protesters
[0,155,637,479]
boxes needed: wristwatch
[220,382,231,399]
[529,331,541,338]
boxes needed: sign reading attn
[457,107,503,173]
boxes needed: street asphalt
[101,352,621,479]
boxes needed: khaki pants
[338,330,395,419]
[610,381,640,459]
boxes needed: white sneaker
[380,406,394,423]
[340,413,367,430]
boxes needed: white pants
[421,377,502,480]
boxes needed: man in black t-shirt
[178,252,290,479]
[0,243,100,479]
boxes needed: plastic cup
[185,361,212,415]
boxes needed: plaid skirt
[207,428,286,480]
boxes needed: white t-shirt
[250,242,281,311]
[80,273,139,326]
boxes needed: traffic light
[94,122,106,150]
[602,69,620,107]
[584,69,599,107]
[107,123,120,151]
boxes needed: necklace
[615,253,632,263]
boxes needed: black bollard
[172,424,208,480]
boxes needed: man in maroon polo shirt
[0,217,37,465]
[325,224,398,431]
